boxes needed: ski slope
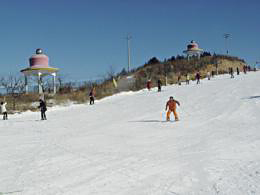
[1,72,260,195]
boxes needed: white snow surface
[1,72,260,195]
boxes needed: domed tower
[183,40,203,60]
[20,49,59,94]
[29,48,49,68]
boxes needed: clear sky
[0,0,259,81]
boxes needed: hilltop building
[183,40,203,60]
[20,48,59,94]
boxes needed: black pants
[90,96,95,105]
[158,86,161,92]
[3,112,7,120]
[41,111,47,120]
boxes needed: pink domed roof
[187,40,199,50]
[29,49,49,68]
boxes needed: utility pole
[126,34,132,72]
[223,33,231,55]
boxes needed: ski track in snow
[0,72,260,195]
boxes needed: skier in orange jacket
[165,96,180,121]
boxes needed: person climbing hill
[165,96,180,121]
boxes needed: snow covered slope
[1,72,260,195]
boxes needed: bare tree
[0,75,25,110]
[107,65,116,80]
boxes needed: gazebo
[183,40,203,60]
[20,48,59,94]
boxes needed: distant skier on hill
[207,72,211,80]
[157,79,162,92]
[0,101,8,120]
[195,72,201,84]
[243,65,247,74]
[38,99,47,120]
[230,67,234,78]
[177,74,181,85]
[211,70,215,78]
[165,96,180,121]
[236,67,240,75]
[89,87,96,105]
[147,79,152,91]
[186,74,190,85]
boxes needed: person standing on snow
[230,67,234,78]
[236,67,240,75]
[0,101,8,120]
[89,87,95,105]
[243,65,247,74]
[195,72,201,84]
[165,96,180,121]
[157,79,162,92]
[38,99,47,120]
[147,79,152,91]
[177,73,181,85]
[207,72,211,80]
[186,74,190,85]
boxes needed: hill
[117,55,246,91]
[0,71,259,194]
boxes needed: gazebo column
[52,72,57,94]
[24,75,29,94]
[38,72,43,94]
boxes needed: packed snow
[1,72,260,195]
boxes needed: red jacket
[166,100,180,111]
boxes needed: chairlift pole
[126,34,132,72]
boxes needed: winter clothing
[211,71,215,78]
[229,67,234,78]
[38,100,47,120]
[243,65,247,74]
[165,97,180,121]
[186,74,190,85]
[157,79,162,92]
[89,88,95,105]
[0,102,8,120]
[236,67,240,75]
[195,72,201,84]
[147,80,152,91]
[207,72,211,80]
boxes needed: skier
[157,79,162,92]
[207,72,211,80]
[165,96,180,121]
[147,79,152,91]
[38,99,47,120]
[186,74,190,85]
[230,67,234,78]
[243,65,247,74]
[236,67,240,75]
[89,87,95,105]
[0,101,8,120]
[177,74,181,85]
[211,70,215,78]
[195,72,201,84]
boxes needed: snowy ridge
[0,72,260,195]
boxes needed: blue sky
[0,0,259,81]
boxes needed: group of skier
[145,66,252,121]
[0,66,255,121]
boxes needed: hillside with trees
[0,53,246,113]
